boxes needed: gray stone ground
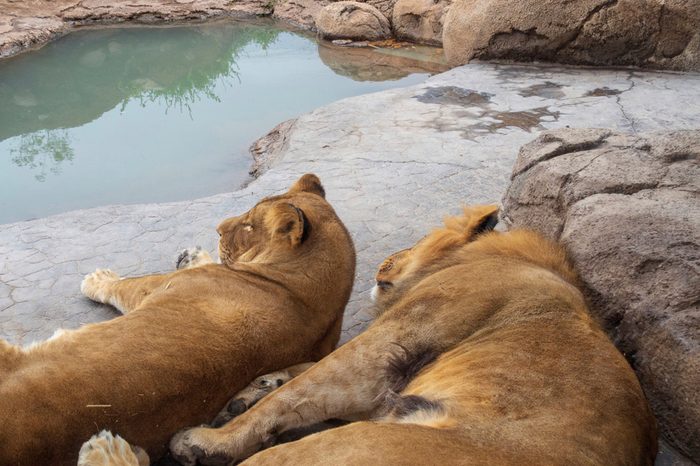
[1,63,700,349]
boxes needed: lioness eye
[377,281,393,291]
[243,224,253,232]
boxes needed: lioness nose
[216,220,229,237]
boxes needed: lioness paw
[170,428,208,466]
[78,430,148,466]
[176,246,214,270]
[81,269,120,303]
[170,427,234,466]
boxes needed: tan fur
[171,205,657,466]
[0,174,355,466]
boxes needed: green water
[0,21,441,224]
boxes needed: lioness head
[216,174,331,267]
[371,205,499,311]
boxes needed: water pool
[0,21,445,224]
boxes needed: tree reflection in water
[10,130,74,182]
[0,23,281,178]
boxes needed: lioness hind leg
[81,270,170,315]
[211,363,314,428]
[78,430,149,466]
[176,246,214,270]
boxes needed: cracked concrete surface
[2,62,699,349]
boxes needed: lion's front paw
[81,269,120,303]
[176,246,214,270]
[170,429,198,466]
[170,427,235,466]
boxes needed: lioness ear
[266,203,310,247]
[469,205,500,237]
[288,174,326,198]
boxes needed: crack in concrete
[615,73,639,133]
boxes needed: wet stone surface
[1,63,700,350]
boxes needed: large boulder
[442,0,700,71]
[316,1,391,41]
[363,0,398,18]
[392,0,452,46]
[502,128,700,461]
[272,0,329,30]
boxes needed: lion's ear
[266,203,309,247]
[444,204,500,238]
[468,205,500,237]
[288,174,325,198]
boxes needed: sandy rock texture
[361,0,397,18]
[392,0,451,45]
[316,1,391,41]
[443,0,700,71]
[271,0,328,29]
[502,128,700,461]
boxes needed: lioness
[171,205,657,465]
[0,174,356,465]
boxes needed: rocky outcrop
[272,0,398,36]
[364,0,398,18]
[4,0,700,73]
[443,0,700,71]
[392,0,451,46]
[272,0,328,30]
[316,1,391,41]
[502,128,700,461]
[249,119,297,178]
[0,0,273,59]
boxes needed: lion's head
[216,174,332,267]
[371,205,499,312]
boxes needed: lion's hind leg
[78,430,149,466]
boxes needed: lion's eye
[243,224,253,232]
[377,281,393,291]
